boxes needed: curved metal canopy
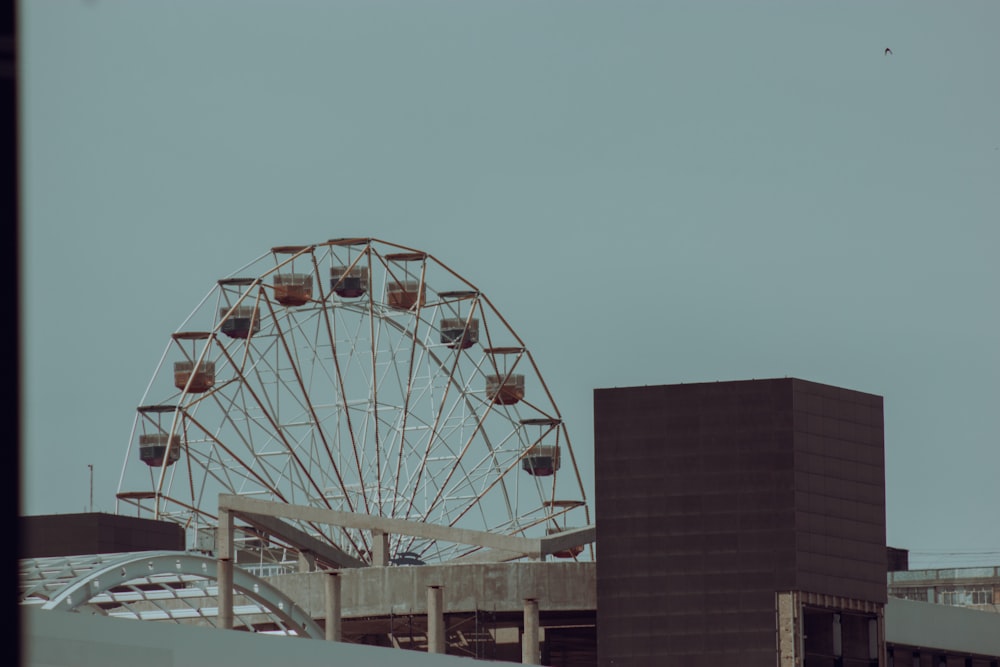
[19,550,322,638]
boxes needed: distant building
[890,564,1000,613]
[887,546,909,573]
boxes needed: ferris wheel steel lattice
[116,238,590,564]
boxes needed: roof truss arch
[30,550,323,639]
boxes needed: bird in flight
[884,47,893,55]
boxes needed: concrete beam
[266,561,597,620]
[219,495,541,556]
[450,527,596,564]
[538,526,596,558]
[234,510,365,569]
[449,548,531,565]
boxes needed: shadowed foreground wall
[22,607,471,667]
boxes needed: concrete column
[522,598,540,665]
[217,558,233,630]
[427,585,445,654]
[776,591,799,667]
[372,530,390,566]
[217,507,234,630]
[325,571,342,642]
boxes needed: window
[970,586,993,605]
[938,588,958,606]
[935,586,993,606]
[889,586,929,602]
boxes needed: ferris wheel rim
[117,238,591,563]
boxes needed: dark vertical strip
[4,3,20,666]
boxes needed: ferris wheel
[116,238,590,564]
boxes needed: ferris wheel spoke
[405,396,500,527]
[214,362,300,479]
[414,360,524,528]
[260,294,352,512]
[392,306,466,519]
[185,448,248,506]
[363,250,385,516]
[433,436,520,523]
[180,409,288,502]
[318,297,370,515]
[390,333,503,525]
[441,429,529,531]
[391,256,427,434]
[390,324,423,519]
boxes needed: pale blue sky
[21,1,1000,568]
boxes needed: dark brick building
[594,378,886,667]
[20,513,184,558]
